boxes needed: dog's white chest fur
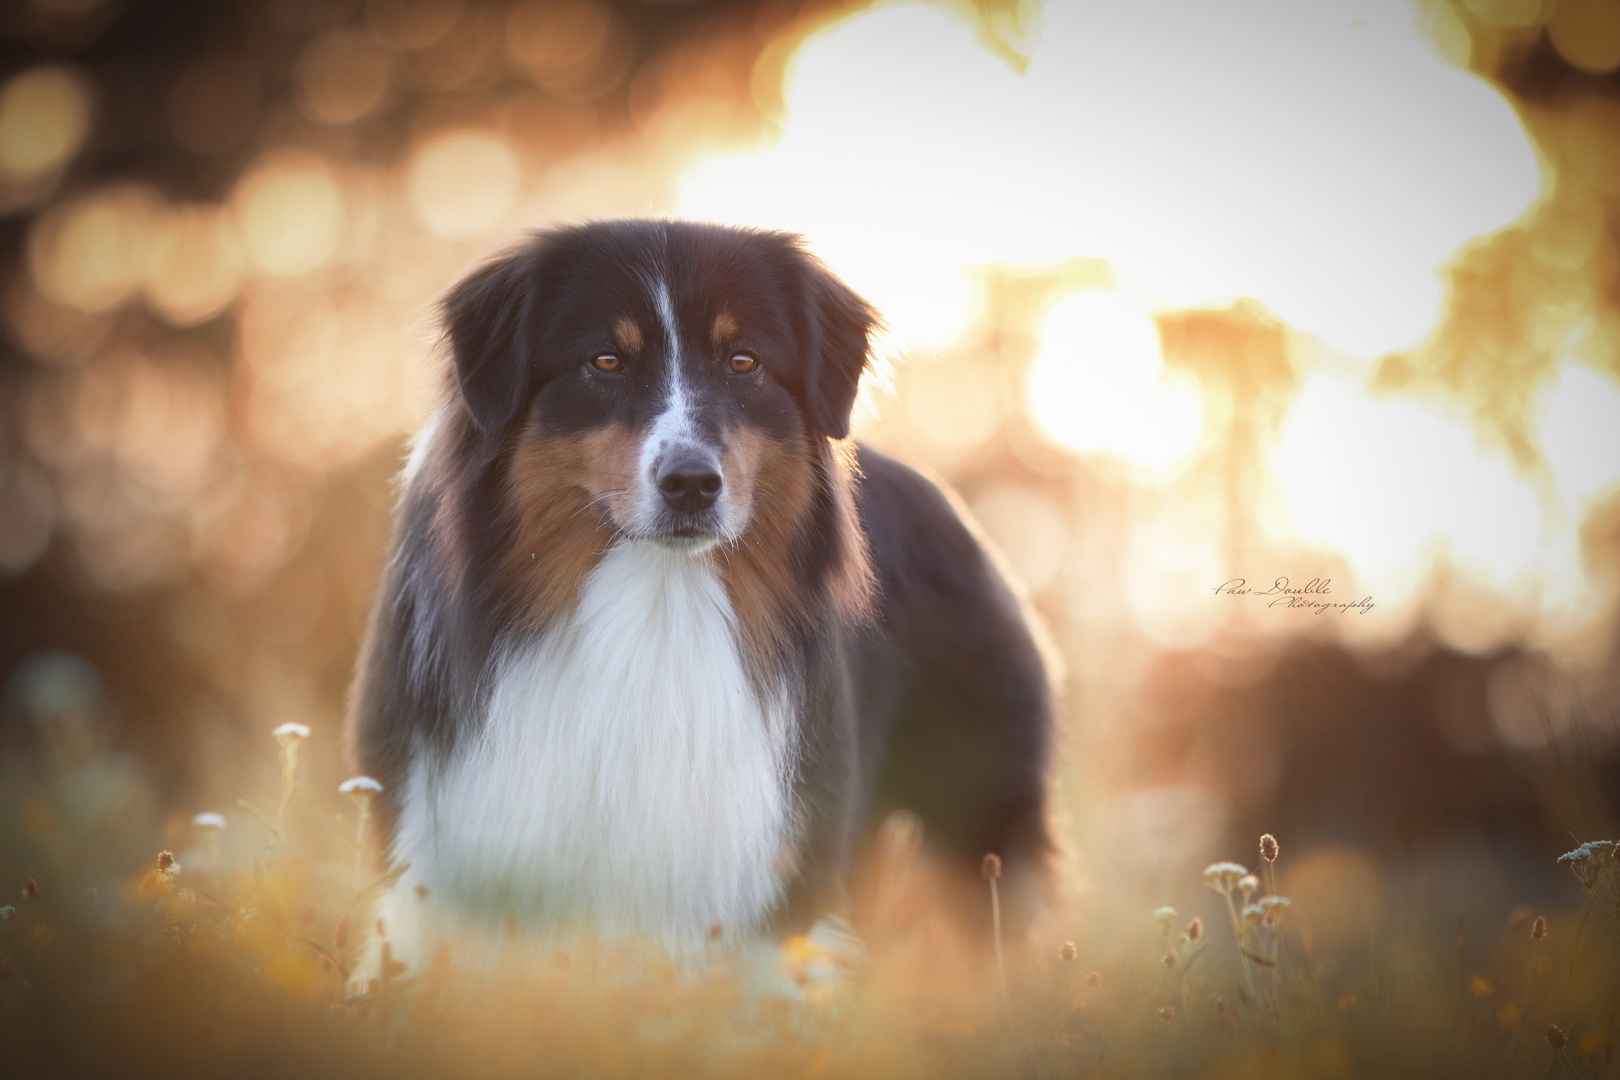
[393,541,793,954]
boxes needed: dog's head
[442,220,878,550]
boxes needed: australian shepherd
[347,219,1053,975]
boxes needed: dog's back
[850,447,1053,924]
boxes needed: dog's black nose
[656,457,723,513]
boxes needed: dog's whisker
[569,490,631,523]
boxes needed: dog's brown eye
[590,353,622,373]
[728,351,760,375]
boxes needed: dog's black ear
[802,261,879,441]
[442,248,540,437]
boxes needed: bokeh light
[1547,0,1620,74]
[1540,358,1620,511]
[505,0,628,102]
[365,0,464,51]
[680,0,1541,358]
[1026,290,1204,475]
[407,129,523,238]
[143,203,247,326]
[29,184,159,312]
[1272,369,1545,617]
[233,149,345,277]
[292,28,395,126]
[0,65,91,183]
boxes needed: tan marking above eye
[591,353,622,373]
[728,351,760,374]
[711,311,739,345]
[612,317,643,353]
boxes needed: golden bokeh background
[2,0,1619,927]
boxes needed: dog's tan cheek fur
[578,424,643,528]
[719,428,763,538]
[501,423,634,629]
[719,429,817,675]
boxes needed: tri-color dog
[347,219,1052,973]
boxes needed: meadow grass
[2,722,1617,1080]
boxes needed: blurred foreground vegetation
[3,710,1618,1080]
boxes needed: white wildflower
[1558,848,1593,864]
[0,905,12,921]
[1238,874,1260,897]
[273,722,311,744]
[341,776,382,888]
[1204,862,1247,892]
[192,811,226,831]
[1153,905,1178,925]
[1242,904,1265,926]
[1258,895,1292,911]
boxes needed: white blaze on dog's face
[442,221,876,558]
[628,276,737,550]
